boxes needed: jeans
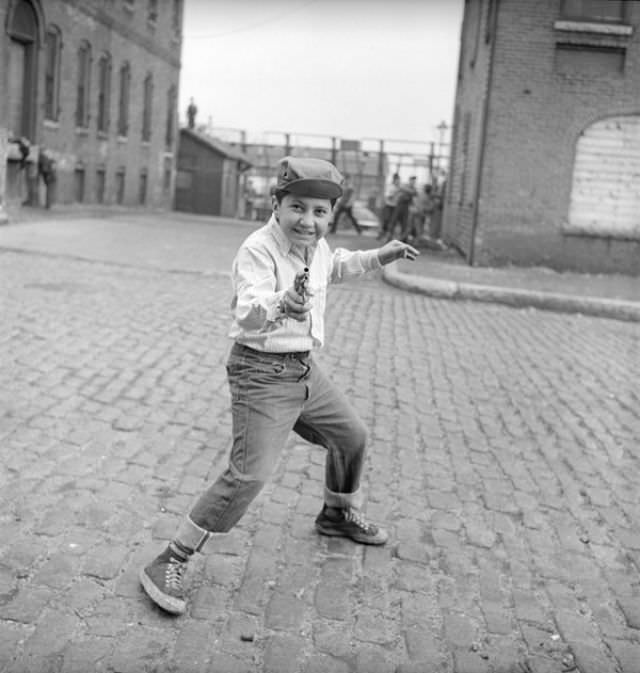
[175,343,367,550]
[387,202,411,242]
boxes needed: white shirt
[229,216,382,352]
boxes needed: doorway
[8,0,40,142]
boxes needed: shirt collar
[267,214,293,256]
[267,214,319,263]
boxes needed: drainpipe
[468,0,500,266]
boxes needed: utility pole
[428,141,435,185]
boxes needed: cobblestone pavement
[1,226,639,672]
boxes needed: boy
[140,156,419,615]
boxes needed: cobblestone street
[1,216,639,673]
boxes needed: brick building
[444,0,640,274]
[0,0,183,220]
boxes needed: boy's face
[272,193,333,246]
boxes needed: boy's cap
[276,156,343,199]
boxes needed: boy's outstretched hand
[377,240,420,265]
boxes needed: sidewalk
[384,242,640,323]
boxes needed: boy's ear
[271,194,279,220]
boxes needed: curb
[383,262,640,323]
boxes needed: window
[74,166,86,202]
[97,52,112,133]
[117,62,130,136]
[561,0,625,22]
[115,167,125,204]
[139,168,148,204]
[469,0,482,67]
[142,73,153,142]
[163,157,172,193]
[76,40,92,128]
[555,44,625,76]
[172,0,182,37]
[165,86,176,150]
[96,167,106,203]
[44,25,62,121]
[147,0,158,25]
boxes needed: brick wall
[442,0,495,261]
[445,0,640,274]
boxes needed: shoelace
[165,558,186,591]
[344,508,375,533]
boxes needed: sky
[179,0,464,152]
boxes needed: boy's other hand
[377,240,420,265]
[282,287,312,321]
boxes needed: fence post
[377,139,385,213]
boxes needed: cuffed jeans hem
[175,515,211,553]
[324,485,363,510]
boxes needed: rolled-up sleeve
[232,247,286,330]
[328,247,382,284]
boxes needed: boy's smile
[273,193,333,247]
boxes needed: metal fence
[203,125,450,221]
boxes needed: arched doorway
[7,0,40,142]
[567,115,640,240]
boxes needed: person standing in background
[330,174,361,234]
[386,176,417,243]
[186,98,198,129]
[377,173,400,240]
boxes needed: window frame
[44,24,62,122]
[141,72,153,142]
[117,61,131,137]
[139,167,148,204]
[165,85,176,150]
[147,0,158,26]
[75,40,92,129]
[560,0,627,24]
[97,51,112,134]
[171,0,182,38]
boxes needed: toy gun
[294,267,311,302]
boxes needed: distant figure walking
[412,183,436,241]
[377,173,400,240]
[186,98,198,129]
[330,174,362,234]
[386,176,417,243]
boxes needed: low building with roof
[175,128,252,217]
